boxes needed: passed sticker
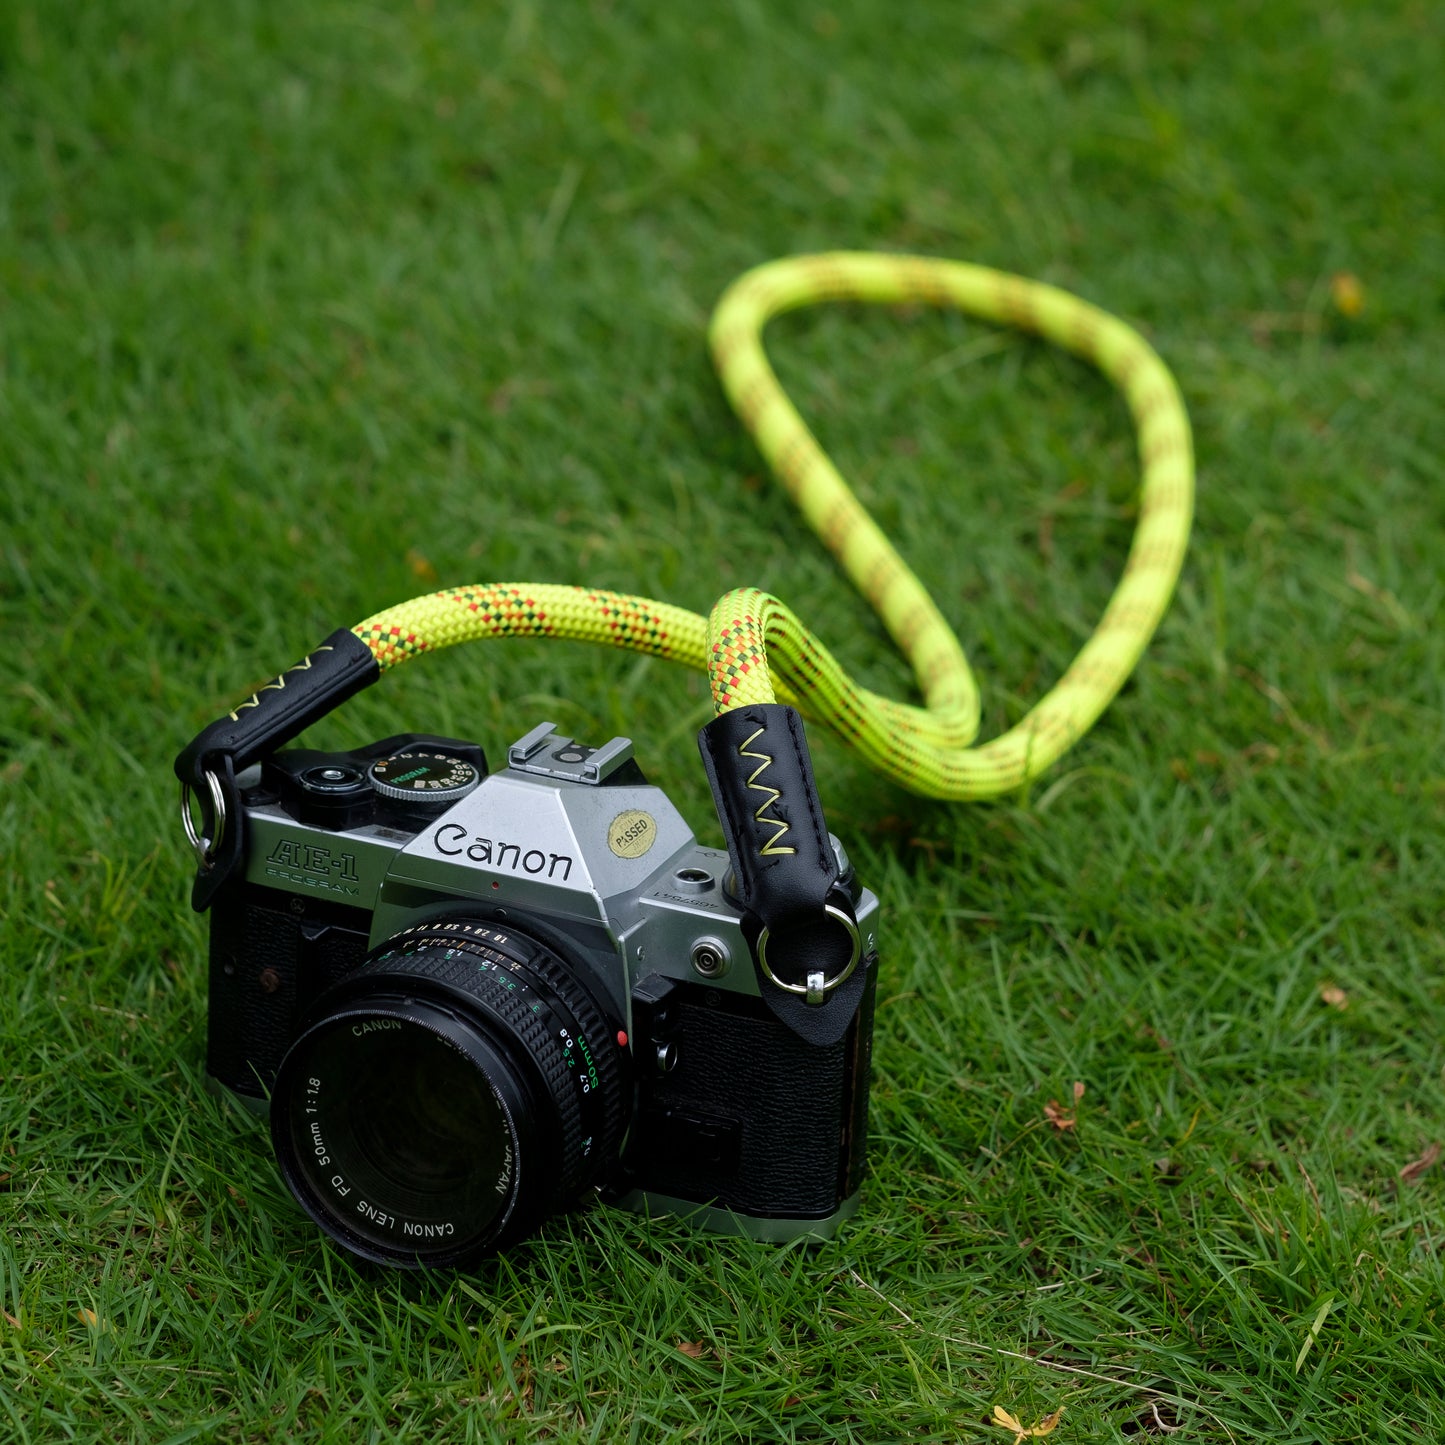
[607,809,657,860]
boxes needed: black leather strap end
[698,703,835,918]
[176,629,380,910]
[698,704,865,1045]
[175,629,380,792]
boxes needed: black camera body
[200,718,879,1267]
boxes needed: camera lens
[271,917,627,1268]
[278,1007,520,1258]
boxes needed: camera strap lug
[697,703,867,1046]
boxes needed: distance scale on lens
[367,751,481,805]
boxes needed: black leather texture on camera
[624,971,877,1217]
[697,703,865,1046]
[176,629,380,910]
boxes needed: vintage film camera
[177,637,878,1268]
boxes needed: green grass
[3,1,1445,1440]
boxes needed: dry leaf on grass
[1399,1142,1441,1185]
[1330,271,1365,317]
[993,1403,1065,1440]
[1044,1082,1086,1131]
[676,1341,708,1360]
[406,548,438,582]
[1043,1100,1075,1131]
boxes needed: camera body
[205,719,878,1263]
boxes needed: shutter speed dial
[368,752,482,806]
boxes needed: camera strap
[175,630,381,908]
[697,702,867,1044]
[177,251,1194,1025]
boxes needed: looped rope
[350,252,1194,800]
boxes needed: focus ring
[354,919,623,1202]
[387,917,626,1180]
[479,930,628,1173]
[370,944,588,1195]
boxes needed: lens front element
[284,1007,519,1257]
[271,916,626,1268]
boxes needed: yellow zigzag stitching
[738,727,797,857]
[228,647,333,720]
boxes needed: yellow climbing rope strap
[350,252,1194,801]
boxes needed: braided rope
[351,252,1194,800]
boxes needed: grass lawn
[3,1,1444,1440]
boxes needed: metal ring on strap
[755,903,862,1006]
[180,769,227,871]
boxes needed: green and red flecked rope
[350,252,1194,800]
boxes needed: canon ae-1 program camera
[177,637,878,1269]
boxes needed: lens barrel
[270,916,627,1268]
